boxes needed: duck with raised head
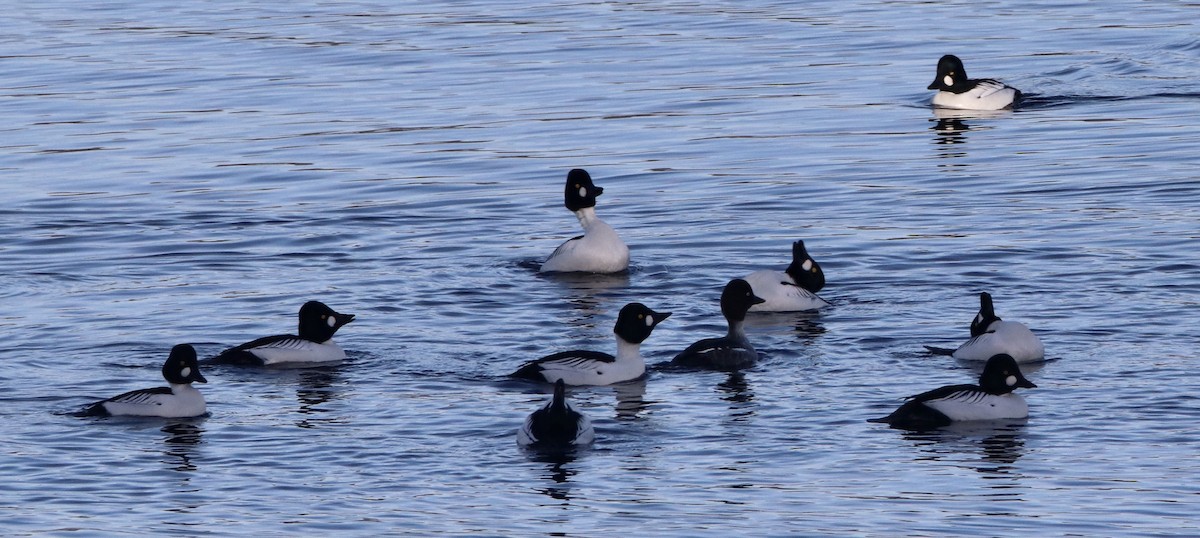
[671,279,765,371]
[540,168,630,274]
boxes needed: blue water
[3,1,1199,535]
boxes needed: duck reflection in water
[529,452,581,503]
[295,367,345,429]
[930,107,1013,159]
[548,270,631,320]
[611,377,649,420]
[161,419,205,473]
[718,372,756,423]
[900,419,1028,477]
[743,310,827,339]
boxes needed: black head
[562,168,603,212]
[549,378,570,414]
[720,279,766,322]
[969,292,1001,337]
[298,300,355,342]
[978,353,1036,394]
[162,344,206,385]
[784,240,825,293]
[928,54,968,91]
[613,302,672,344]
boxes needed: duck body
[210,300,355,366]
[870,353,1036,430]
[952,292,1044,363]
[517,379,595,448]
[540,207,629,273]
[953,320,1044,363]
[671,279,765,371]
[928,54,1021,111]
[540,169,629,274]
[745,240,830,312]
[81,344,208,418]
[511,303,670,386]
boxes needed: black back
[784,240,825,293]
[868,393,959,429]
[527,380,584,446]
[563,168,603,212]
[671,336,757,372]
[510,350,615,381]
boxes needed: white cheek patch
[181,367,192,378]
[578,187,587,198]
[327,316,336,328]
[944,74,954,86]
[645,316,653,327]
[1006,375,1017,387]
[802,259,813,271]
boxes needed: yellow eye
[321,315,328,320]
[574,183,580,188]
[638,314,644,319]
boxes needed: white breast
[541,212,629,273]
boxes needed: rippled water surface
[3,1,1199,535]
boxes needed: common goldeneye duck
[539,168,630,274]
[927,54,1022,111]
[948,292,1044,363]
[210,300,355,366]
[743,240,830,312]
[517,379,595,448]
[671,279,765,371]
[511,302,671,386]
[869,353,1037,430]
[80,344,208,418]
